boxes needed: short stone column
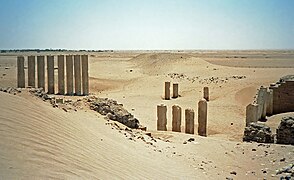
[58,55,65,94]
[37,56,45,89]
[66,55,74,95]
[198,99,207,137]
[81,55,89,95]
[246,103,259,126]
[172,83,179,98]
[74,55,81,95]
[47,56,55,94]
[203,87,209,101]
[164,82,170,100]
[157,104,167,131]
[17,56,25,88]
[28,56,35,87]
[172,105,181,132]
[185,108,195,134]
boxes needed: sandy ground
[0,50,293,179]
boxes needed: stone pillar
[74,55,81,95]
[17,56,25,88]
[81,55,89,95]
[58,55,65,94]
[172,83,179,98]
[185,108,194,134]
[246,103,259,126]
[203,87,209,101]
[198,99,207,137]
[266,89,273,116]
[157,104,167,131]
[172,105,181,132]
[28,56,35,87]
[164,82,170,100]
[257,87,267,120]
[66,55,74,95]
[47,56,55,94]
[37,56,45,89]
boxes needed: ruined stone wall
[270,80,294,114]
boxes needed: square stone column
[164,82,170,100]
[47,56,55,94]
[81,55,89,95]
[198,99,207,137]
[246,103,259,126]
[17,56,25,88]
[28,56,36,87]
[203,87,209,101]
[37,56,45,89]
[58,55,65,94]
[172,105,181,132]
[185,108,195,134]
[157,104,167,131]
[172,83,179,98]
[66,55,74,95]
[74,55,81,95]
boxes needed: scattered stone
[276,163,294,177]
[230,171,237,175]
[243,122,274,143]
[276,116,294,145]
[90,98,140,128]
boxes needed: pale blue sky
[0,0,293,50]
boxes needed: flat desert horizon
[0,50,293,179]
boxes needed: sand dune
[0,92,200,179]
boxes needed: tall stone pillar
[157,104,167,131]
[164,82,170,100]
[172,83,179,98]
[266,89,273,116]
[185,108,194,134]
[246,103,259,126]
[37,56,45,89]
[66,55,74,95]
[17,56,25,88]
[81,55,89,95]
[47,56,55,94]
[172,105,181,132]
[257,87,267,120]
[28,56,35,87]
[198,99,207,137]
[58,55,65,94]
[74,55,81,95]
[203,87,209,101]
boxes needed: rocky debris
[90,98,140,129]
[276,164,294,178]
[29,88,49,100]
[168,73,199,83]
[276,116,294,145]
[243,122,274,143]
[0,87,22,94]
[168,73,246,84]
[280,75,294,82]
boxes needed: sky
[0,0,293,50]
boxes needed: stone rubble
[243,122,274,143]
[276,116,294,145]
[89,97,140,129]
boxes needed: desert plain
[0,50,293,179]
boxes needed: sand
[0,50,293,179]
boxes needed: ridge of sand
[0,92,199,179]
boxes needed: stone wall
[246,75,294,125]
[270,75,294,114]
